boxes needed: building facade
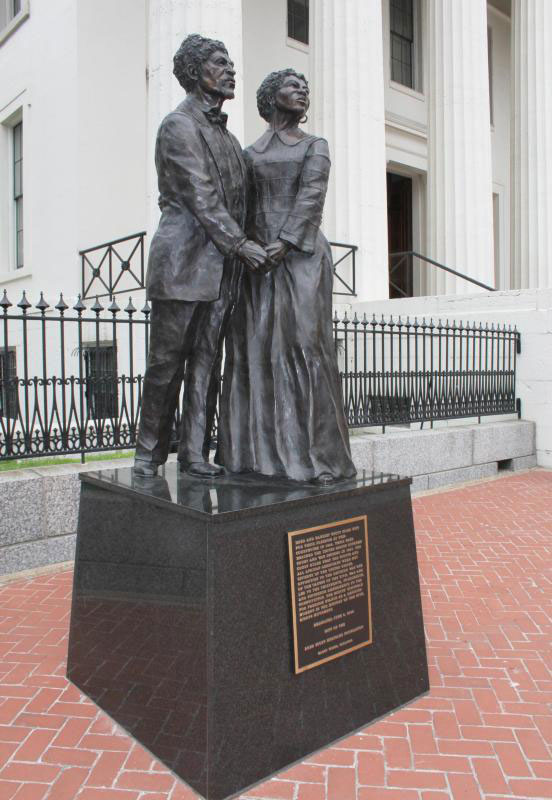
[2,0,552,466]
[1,0,551,304]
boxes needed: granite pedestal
[67,466,428,800]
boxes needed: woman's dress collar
[250,128,312,153]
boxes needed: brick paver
[0,470,551,799]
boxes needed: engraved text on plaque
[288,516,372,673]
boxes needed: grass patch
[0,450,135,472]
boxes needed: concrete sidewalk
[0,470,550,800]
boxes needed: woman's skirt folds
[217,235,356,482]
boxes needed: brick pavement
[0,470,550,800]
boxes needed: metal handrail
[80,231,358,299]
[389,250,496,294]
[330,241,357,296]
[81,232,147,300]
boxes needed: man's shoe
[312,472,334,486]
[179,461,224,478]
[133,459,158,477]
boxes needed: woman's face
[274,74,310,116]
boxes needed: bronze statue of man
[134,34,267,478]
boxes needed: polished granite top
[80,464,410,521]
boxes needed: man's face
[197,49,236,100]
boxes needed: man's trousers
[135,262,240,467]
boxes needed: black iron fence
[334,313,520,429]
[0,289,520,461]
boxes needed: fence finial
[36,292,49,312]
[18,291,31,311]
[55,294,69,312]
[108,296,120,314]
[73,295,86,313]
[91,296,104,314]
[125,297,136,315]
[0,290,12,310]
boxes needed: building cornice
[385,112,427,140]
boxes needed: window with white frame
[0,0,22,32]
[0,348,18,419]
[488,27,494,126]
[390,0,422,91]
[288,0,309,46]
[83,344,118,420]
[0,0,29,44]
[13,121,23,269]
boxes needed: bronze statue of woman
[217,69,356,484]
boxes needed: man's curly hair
[256,68,308,122]
[173,34,228,93]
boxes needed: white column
[147,0,244,235]
[427,0,494,295]
[511,0,552,289]
[310,0,389,302]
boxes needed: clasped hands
[237,238,290,273]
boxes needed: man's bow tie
[204,108,228,128]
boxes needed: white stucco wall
[380,1,512,298]
[382,0,427,132]
[241,0,308,146]
[353,289,552,468]
[77,0,147,254]
[0,0,147,302]
[488,5,511,291]
[0,0,79,297]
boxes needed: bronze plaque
[288,515,372,674]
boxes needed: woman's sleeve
[243,150,256,237]
[279,138,330,255]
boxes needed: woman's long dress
[217,129,356,483]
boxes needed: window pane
[13,122,22,160]
[488,26,493,125]
[16,196,23,232]
[292,17,307,45]
[0,351,18,419]
[84,345,118,419]
[12,0,22,18]
[13,124,23,268]
[14,161,22,197]
[288,0,309,45]
[16,234,24,270]
[390,0,414,89]
[392,36,401,60]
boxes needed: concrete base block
[43,475,81,537]
[427,462,498,490]
[350,420,536,495]
[472,420,535,464]
[0,422,538,576]
[508,454,538,471]
[0,457,135,576]
[0,534,76,575]
[349,435,374,471]
[0,475,47,547]
[372,428,473,475]
[410,475,429,493]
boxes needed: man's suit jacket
[146,95,247,302]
